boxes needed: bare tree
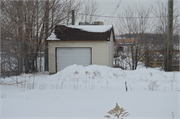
[115,0,180,71]
[1,0,81,75]
[78,0,101,24]
[152,0,180,35]
[151,0,180,70]
[116,4,152,70]
[65,0,81,25]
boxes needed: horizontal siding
[48,41,108,74]
[48,44,56,73]
[108,41,114,67]
[50,42,107,47]
[108,31,114,67]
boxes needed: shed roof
[47,25,115,41]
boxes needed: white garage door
[57,47,91,71]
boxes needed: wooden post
[145,47,148,68]
[167,0,173,71]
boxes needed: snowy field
[0,64,180,119]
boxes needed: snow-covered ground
[0,64,180,119]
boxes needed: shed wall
[48,41,108,74]
[108,31,115,67]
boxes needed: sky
[77,0,158,34]
[77,0,180,35]
[92,0,157,22]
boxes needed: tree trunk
[17,0,24,74]
[131,46,134,70]
[44,0,49,71]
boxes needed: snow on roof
[47,30,60,40]
[47,25,113,41]
[66,25,112,33]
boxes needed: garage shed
[47,25,115,74]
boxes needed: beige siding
[48,43,56,73]
[108,31,115,67]
[48,41,108,74]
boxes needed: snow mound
[49,64,123,82]
[48,64,180,86]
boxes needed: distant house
[47,25,115,74]
[115,38,137,53]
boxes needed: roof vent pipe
[72,10,75,25]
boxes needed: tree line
[0,0,101,75]
[115,0,180,71]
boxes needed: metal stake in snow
[125,81,128,92]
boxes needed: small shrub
[168,73,176,91]
[61,82,63,89]
[113,73,118,78]
[85,71,90,90]
[171,112,174,119]
[74,71,79,90]
[104,103,129,119]
[148,80,160,91]
[1,94,5,98]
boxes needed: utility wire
[106,0,122,24]
[78,13,170,18]
[106,0,121,23]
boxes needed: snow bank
[1,65,180,119]
[49,64,123,82]
[48,64,180,91]
[50,64,166,81]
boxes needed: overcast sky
[96,0,157,22]
[77,0,180,35]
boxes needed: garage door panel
[57,54,90,57]
[57,48,91,71]
[57,53,90,57]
